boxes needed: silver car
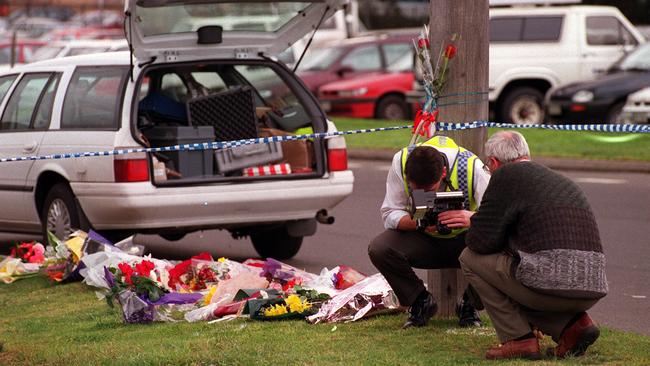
[0,0,353,259]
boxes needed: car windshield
[136,2,311,36]
[298,47,344,71]
[387,52,413,72]
[31,45,64,62]
[613,44,650,71]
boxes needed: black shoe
[456,297,482,327]
[403,291,438,329]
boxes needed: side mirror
[336,66,354,77]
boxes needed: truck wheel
[250,226,303,259]
[376,95,409,120]
[499,87,544,124]
[41,183,83,244]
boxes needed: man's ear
[441,166,447,179]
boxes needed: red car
[296,30,417,98]
[317,51,417,120]
[0,40,46,65]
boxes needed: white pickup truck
[408,4,645,124]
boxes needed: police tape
[1,121,648,163]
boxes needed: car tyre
[159,232,187,242]
[376,95,409,120]
[498,87,545,124]
[607,102,626,124]
[250,225,303,259]
[41,183,84,244]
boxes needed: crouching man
[460,131,607,360]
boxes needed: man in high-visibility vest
[368,135,490,329]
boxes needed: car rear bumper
[72,171,354,230]
[320,97,376,118]
[546,99,612,123]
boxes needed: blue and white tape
[0,122,648,163]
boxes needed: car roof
[22,51,131,69]
[490,5,621,15]
[328,32,417,48]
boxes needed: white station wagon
[0,0,354,259]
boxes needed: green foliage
[332,118,650,161]
[1,277,650,365]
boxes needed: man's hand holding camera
[436,210,474,229]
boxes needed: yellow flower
[264,304,288,317]
[217,257,227,263]
[204,285,217,306]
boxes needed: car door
[580,15,640,80]
[125,0,348,62]
[0,72,60,230]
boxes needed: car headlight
[337,87,368,97]
[572,90,594,103]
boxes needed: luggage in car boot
[258,127,314,172]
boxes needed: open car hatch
[125,0,348,62]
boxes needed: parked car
[546,42,650,124]
[619,87,650,124]
[296,31,417,97]
[30,39,129,62]
[0,0,352,260]
[0,40,46,66]
[318,51,416,119]
[408,4,645,124]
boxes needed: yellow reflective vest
[400,135,478,238]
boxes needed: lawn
[332,118,650,162]
[1,277,650,365]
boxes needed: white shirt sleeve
[473,157,491,207]
[380,151,411,229]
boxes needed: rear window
[0,75,17,103]
[490,16,563,42]
[61,67,128,129]
[0,73,58,131]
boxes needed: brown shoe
[485,338,541,360]
[549,312,600,358]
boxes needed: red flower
[135,260,155,277]
[444,44,457,59]
[417,38,430,49]
[118,262,134,285]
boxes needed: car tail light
[570,104,587,112]
[328,148,348,172]
[114,158,149,182]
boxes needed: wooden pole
[427,0,489,317]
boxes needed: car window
[192,72,227,94]
[32,74,61,130]
[586,16,637,46]
[383,43,412,67]
[299,47,344,71]
[0,73,51,131]
[0,75,18,103]
[160,73,189,102]
[61,67,128,129]
[341,45,381,71]
[490,16,563,42]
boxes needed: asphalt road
[137,159,650,336]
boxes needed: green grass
[2,277,650,365]
[332,118,650,161]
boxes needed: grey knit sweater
[466,161,608,299]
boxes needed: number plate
[320,101,331,112]
[548,103,562,116]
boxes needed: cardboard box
[258,127,314,172]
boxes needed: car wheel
[376,95,409,120]
[607,102,626,124]
[499,87,545,124]
[41,183,82,244]
[250,225,303,259]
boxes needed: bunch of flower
[262,295,312,317]
[412,25,459,139]
[10,241,45,264]
[167,253,229,292]
[105,260,167,306]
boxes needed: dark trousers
[368,229,467,306]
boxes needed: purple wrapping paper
[306,273,400,324]
[148,292,203,306]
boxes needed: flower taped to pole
[412,25,459,143]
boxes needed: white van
[0,0,354,259]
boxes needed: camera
[407,190,465,234]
